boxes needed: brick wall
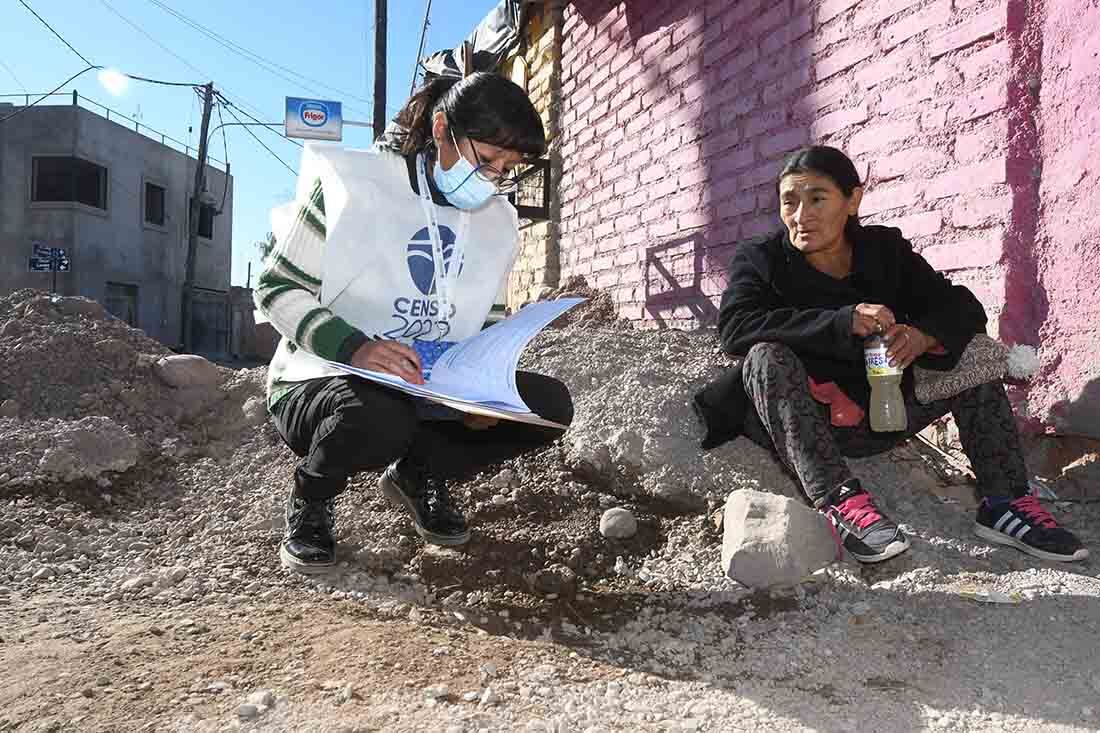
[557,0,1015,330]
[503,2,563,310]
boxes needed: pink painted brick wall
[1027,0,1100,437]
[559,0,1013,331]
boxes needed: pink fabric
[831,492,883,530]
[1011,496,1058,529]
[808,377,865,427]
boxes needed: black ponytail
[390,72,545,158]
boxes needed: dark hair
[390,72,546,158]
[778,146,863,196]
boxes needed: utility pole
[373,0,387,140]
[182,81,215,352]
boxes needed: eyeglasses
[452,127,524,195]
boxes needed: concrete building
[0,94,233,352]
[488,0,1099,437]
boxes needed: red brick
[847,117,920,156]
[617,59,645,87]
[861,180,920,215]
[922,228,1004,271]
[879,210,944,238]
[708,128,743,154]
[819,0,861,24]
[881,1,952,49]
[660,44,692,75]
[669,61,704,89]
[923,157,1006,200]
[951,194,1011,228]
[760,127,810,158]
[817,39,876,81]
[743,159,783,189]
[948,81,1008,123]
[873,146,950,180]
[958,41,1009,81]
[930,7,1004,58]
[811,103,870,139]
[742,214,782,238]
[854,0,922,30]
[618,95,644,124]
[650,217,679,237]
[763,67,814,107]
[877,75,937,114]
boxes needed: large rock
[36,416,140,482]
[154,355,220,389]
[720,489,838,589]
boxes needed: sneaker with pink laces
[822,482,911,563]
[974,496,1088,563]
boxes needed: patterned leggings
[741,342,1028,507]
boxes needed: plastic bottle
[865,334,907,432]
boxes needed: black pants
[270,373,574,501]
[741,342,1028,508]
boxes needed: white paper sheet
[325,298,583,428]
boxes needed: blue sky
[2,0,500,287]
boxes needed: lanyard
[415,152,468,320]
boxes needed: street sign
[28,243,70,273]
[285,97,343,142]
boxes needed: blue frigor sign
[285,97,343,142]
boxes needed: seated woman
[694,145,1086,564]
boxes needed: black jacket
[694,225,987,449]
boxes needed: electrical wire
[0,65,98,123]
[142,0,373,113]
[0,59,28,92]
[221,102,297,177]
[216,91,303,149]
[18,0,95,67]
[215,102,231,214]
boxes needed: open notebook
[326,298,583,428]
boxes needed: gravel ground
[1,290,1099,732]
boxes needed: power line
[96,0,284,125]
[0,66,98,123]
[18,0,95,67]
[221,102,297,177]
[142,0,374,114]
[216,91,303,149]
[0,59,28,93]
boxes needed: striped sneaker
[822,483,910,563]
[974,496,1088,563]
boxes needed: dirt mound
[542,276,625,329]
[0,290,266,486]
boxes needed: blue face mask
[433,128,497,210]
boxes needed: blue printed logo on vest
[407,226,463,296]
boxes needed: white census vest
[269,144,519,387]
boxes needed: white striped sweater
[253,178,369,406]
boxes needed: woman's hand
[350,340,425,385]
[884,324,936,369]
[463,414,500,431]
[852,304,897,338]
